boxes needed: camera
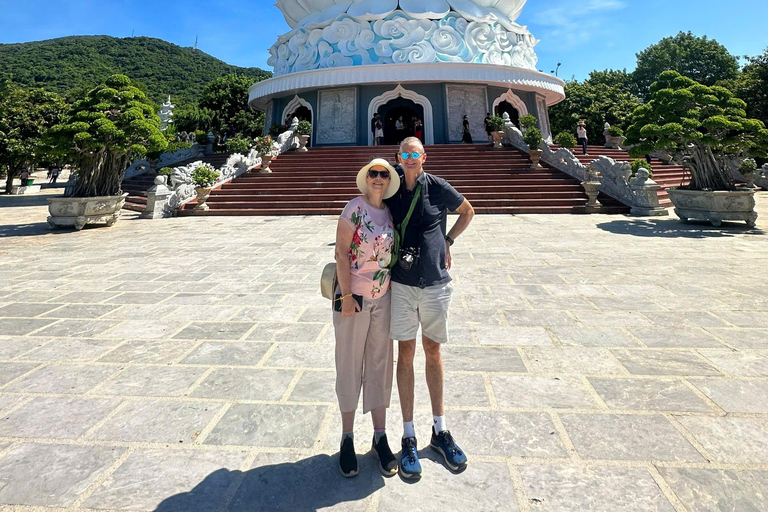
[398,247,420,271]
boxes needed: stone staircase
[178,144,630,216]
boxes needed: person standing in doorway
[484,113,493,144]
[577,121,589,156]
[385,136,475,479]
[414,118,424,143]
[461,115,473,144]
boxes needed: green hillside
[0,35,271,105]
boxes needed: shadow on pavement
[597,218,766,238]
[154,454,386,512]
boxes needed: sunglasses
[400,151,422,160]
[367,169,390,179]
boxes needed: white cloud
[529,0,627,45]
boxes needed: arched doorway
[282,95,313,127]
[290,105,312,123]
[368,85,434,146]
[495,101,520,128]
[378,98,424,146]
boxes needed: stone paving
[0,191,768,511]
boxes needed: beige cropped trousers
[332,289,393,414]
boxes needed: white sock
[433,415,447,434]
[374,429,386,443]
[403,421,416,439]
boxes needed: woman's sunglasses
[400,151,422,160]
[368,170,390,179]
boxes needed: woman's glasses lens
[368,170,390,179]
[400,152,421,160]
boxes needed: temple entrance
[286,105,312,124]
[495,100,520,128]
[378,98,424,146]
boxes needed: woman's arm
[334,219,360,317]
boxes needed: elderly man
[385,136,475,479]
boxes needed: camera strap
[389,183,422,269]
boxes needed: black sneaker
[339,436,358,478]
[430,429,468,471]
[371,434,398,476]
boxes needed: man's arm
[445,199,474,271]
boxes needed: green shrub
[523,127,543,150]
[630,159,654,178]
[738,158,758,174]
[165,141,193,154]
[195,130,210,145]
[487,116,505,132]
[191,163,220,187]
[554,132,576,149]
[520,114,538,130]
[157,167,173,176]
[268,124,285,137]
[296,121,312,136]
[607,126,625,137]
[224,136,252,155]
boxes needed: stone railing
[123,159,152,180]
[157,144,204,169]
[502,116,667,216]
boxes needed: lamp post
[551,62,562,77]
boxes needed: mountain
[0,35,271,105]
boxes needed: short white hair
[399,137,425,153]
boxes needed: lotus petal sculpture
[276,0,528,28]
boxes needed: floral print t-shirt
[340,196,395,300]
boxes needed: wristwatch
[445,235,454,246]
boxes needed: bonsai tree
[191,163,220,189]
[296,120,312,137]
[607,126,625,137]
[630,159,653,178]
[554,132,576,149]
[224,136,252,155]
[523,127,543,151]
[626,70,768,190]
[46,75,167,197]
[487,116,505,132]
[520,114,538,131]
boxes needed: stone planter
[667,188,758,227]
[193,187,212,212]
[744,172,758,189]
[581,181,602,209]
[47,193,128,230]
[260,155,274,173]
[605,136,625,149]
[529,150,542,169]
[298,135,310,152]
[491,131,504,149]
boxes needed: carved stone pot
[667,188,758,228]
[47,193,128,230]
[581,181,602,209]
[260,155,274,173]
[299,135,310,152]
[604,136,625,149]
[529,150,542,169]
[744,172,757,189]
[492,131,504,149]
[193,187,212,212]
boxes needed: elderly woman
[333,157,400,478]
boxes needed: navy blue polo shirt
[385,169,465,288]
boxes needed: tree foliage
[549,70,641,142]
[625,71,768,190]
[720,47,768,127]
[632,32,739,100]
[46,74,168,197]
[198,74,264,138]
[0,36,270,106]
[0,82,66,193]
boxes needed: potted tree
[605,125,625,149]
[45,74,167,229]
[738,158,759,189]
[296,121,312,152]
[487,116,505,149]
[520,115,543,169]
[191,163,220,212]
[254,136,276,173]
[554,132,577,150]
[224,136,252,155]
[626,71,768,227]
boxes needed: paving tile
[0,443,124,507]
[0,395,26,414]
[657,468,768,512]
[714,311,768,328]
[491,375,599,409]
[474,325,553,346]
[32,319,119,337]
[410,372,491,408]
[169,304,244,323]
[642,311,730,328]
[550,327,639,347]
[98,339,198,364]
[560,413,705,462]
[0,337,48,359]
[97,366,207,397]
[190,368,296,401]
[39,303,120,319]
[51,291,121,303]
[0,303,64,317]
[100,319,189,339]
[0,318,57,335]
[180,341,272,366]
[520,464,676,512]
[245,322,326,342]
[0,362,39,386]
[162,293,233,305]
[288,370,335,403]
[89,400,222,443]
[19,338,119,361]
[262,343,335,368]
[629,327,725,348]
[572,311,654,328]
[503,310,578,327]
[0,396,119,439]
[102,303,180,319]
[218,293,285,306]
[677,416,768,464]
[4,291,67,303]
[698,349,768,377]
[524,347,626,375]
[232,305,307,323]
[689,378,768,413]
[173,322,255,340]
[705,328,768,349]
[441,345,527,372]
[588,378,711,412]
[612,349,721,376]
[84,448,248,511]
[204,403,326,447]
[5,364,119,394]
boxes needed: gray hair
[399,136,425,153]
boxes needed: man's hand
[445,241,452,271]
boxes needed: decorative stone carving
[159,96,175,132]
[667,188,757,227]
[48,194,129,230]
[157,145,204,169]
[536,95,552,143]
[140,176,172,219]
[492,89,528,118]
[124,160,152,180]
[282,95,313,128]
[317,88,357,144]
[264,101,274,136]
[447,84,487,143]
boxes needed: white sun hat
[356,158,400,199]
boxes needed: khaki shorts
[390,281,453,344]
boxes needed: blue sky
[1,0,766,81]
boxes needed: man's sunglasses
[367,170,390,179]
[400,151,422,160]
